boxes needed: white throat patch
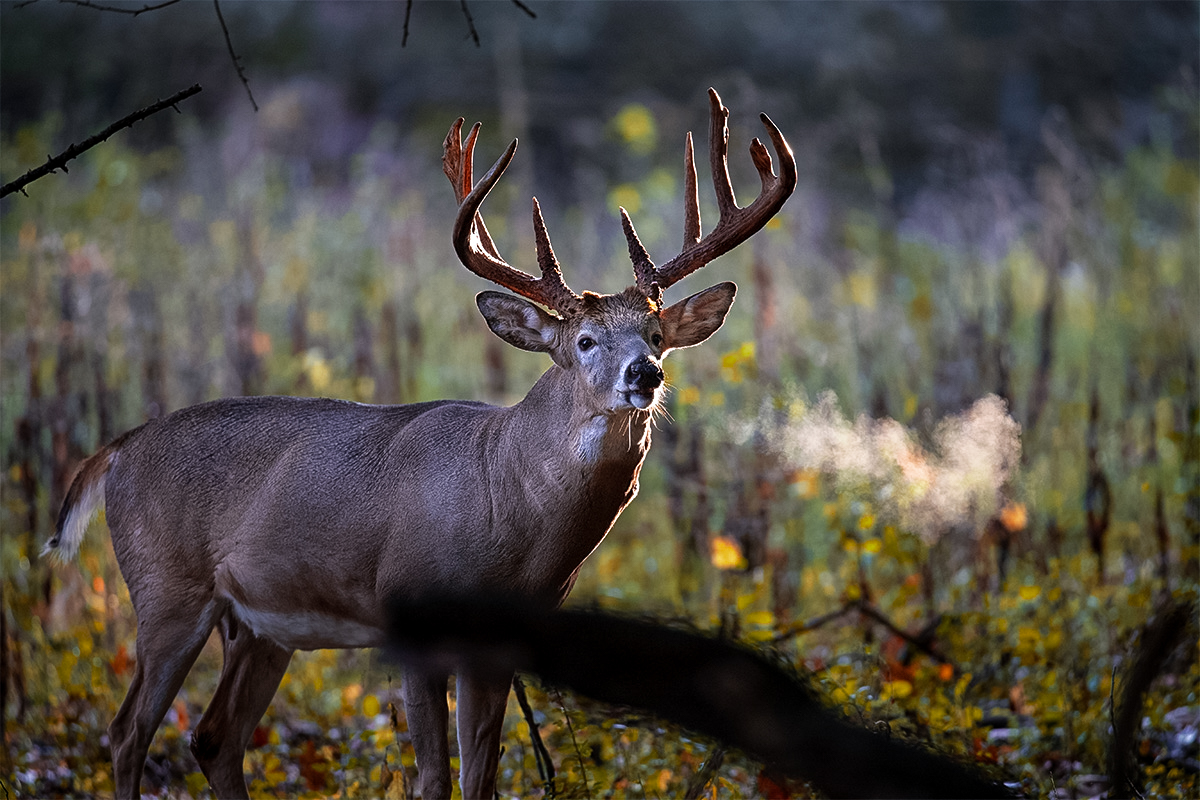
[575,416,609,465]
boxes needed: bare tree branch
[1,84,202,199]
[212,0,257,111]
[773,599,953,665]
[51,0,182,15]
[401,0,534,48]
[510,0,536,19]
[459,0,480,47]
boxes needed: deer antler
[444,118,583,316]
[622,88,797,302]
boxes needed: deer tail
[42,426,143,563]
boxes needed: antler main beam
[624,88,797,300]
[444,118,582,316]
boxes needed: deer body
[47,89,795,799]
[103,388,642,647]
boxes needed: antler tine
[445,120,582,315]
[624,87,797,295]
[622,208,661,304]
[531,198,583,314]
[682,130,701,249]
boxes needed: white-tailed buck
[45,88,795,799]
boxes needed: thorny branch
[212,0,257,111]
[17,0,181,13]
[1,84,202,199]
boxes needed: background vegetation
[2,2,1197,797]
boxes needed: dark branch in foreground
[212,0,256,111]
[1,84,202,199]
[1109,600,1196,799]
[387,596,1014,799]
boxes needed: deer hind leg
[109,597,220,799]
[191,611,292,799]
[402,667,452,799]
[455,670,512,800]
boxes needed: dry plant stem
[402,0,413,46]
[212,0,256,111]
[682,745,726,800]
[1,84,202,199]
[550,688,592,800]
[512,676,557,796]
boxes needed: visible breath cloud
[731,392,1022,542]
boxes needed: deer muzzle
[624,356,664,409]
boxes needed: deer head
[444,87,797,418]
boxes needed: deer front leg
[455,670,512,800]
[403,667,452,799]
[190,613,292,799]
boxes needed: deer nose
[625,357,664,389]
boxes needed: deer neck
[508,365,651,507]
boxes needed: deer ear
[477,291,561,353]
[660,282,736,353]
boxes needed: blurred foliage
[2,2,1199,798]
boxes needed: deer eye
[577,336,596,352]
[651,333,664,348]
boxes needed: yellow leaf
[862,538,882,554]
[1018,585,1040,601]
[363,694,381,717]
[710,536,746,570]
[883,679,913,700]
[743,610,774,627]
